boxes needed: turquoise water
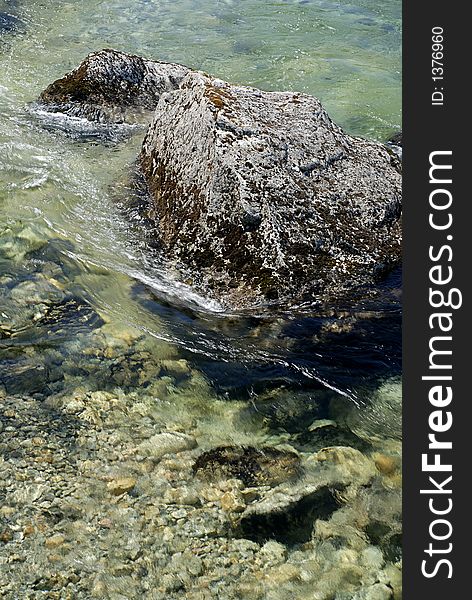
[2,0,401,138]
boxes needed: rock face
[140,72,402,308]
[38,49,192,124]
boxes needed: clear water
[0,2,402,597]
[0,1,401,441]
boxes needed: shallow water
[0,2,402,597]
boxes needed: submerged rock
[38,49,192,124]
[140,72,402,308]
[345,378,402,443]
[193,445,301,487]
[138,431,197,460]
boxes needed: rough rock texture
[140,72,402,308]
[38,50,402,308]
[38,49,192,124]
[193,445,301,487]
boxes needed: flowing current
[1,0,401,429]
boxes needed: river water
[0,1,402,598]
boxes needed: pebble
[374,453,400,476]
[219,490,246,513]
[107,477,137,496]
[45,534,66,548]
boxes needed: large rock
[139,72,402,308]
[38,49,192,124]
[38,51,402,309]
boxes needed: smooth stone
[107,477,137,496]
[44,534,66,548]
[138,431,197,460]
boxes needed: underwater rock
[242,387,326,433]
[345,379,402,443]
[137,431,197,460]
[237,482,341,545]
[295,418,371,453]
[140,71,402,308]
[0,359,55,395]
[34,296,105,335]
[38,49,192,124]
[193,446,301,487]
[107,476,137,496]
[311,445,378,486]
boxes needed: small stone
[267,563,300,584]
[161,572,183,593]
[0,528,13,543]
[31,436,46,446]
[47,553,63,563]
[220,491,246,513]
[187,556,204,577]
[98,518,113,529]
[308,419,338,432]
[160,359,190,375]
[45,534,65,548]
[91,577,106,597]
[259,540,287,564]
[0,506,15,517]
[107,476,137,496]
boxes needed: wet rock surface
[139,71,402,308]
[38,49,192,124]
